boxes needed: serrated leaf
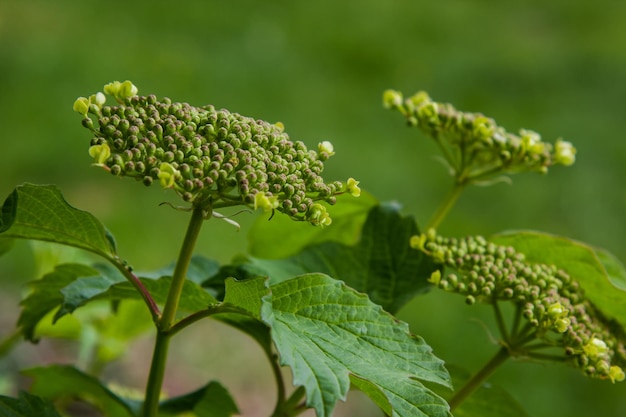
[23,365,135,417]
[262,273,451,417]
[0,184,116,259]
[349,375,392,416]
[248,191,378,259]
[18,263,99,341]
[242,204,436,314]
[223,277,268,319]
[217,277,273,350]
[491,231,626,329]
[0,391,63,417]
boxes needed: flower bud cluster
[384,90,576,181]
[411,233,626,382]
[74,81,360,226]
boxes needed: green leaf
[0,391,63,417]
[18,263,99,341]
[55,262,126,321]
[262,273,451,417]
[240,204,436,314]
[159,381,239,417]
[23,365,135,417]
[223,276,268,319]
[0,184,116,259]
[0,237,14,257]
[595,247,626,291]
[349,375,392,416]
[491,231,626,329]
[139,254,220,285]
[248,191,378,259]
[110,276,219,312]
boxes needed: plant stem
[141,205,206,417]
[448,346,510,411]
[160,206,206,329]
[427,182,465,231]
[115,262,161,321]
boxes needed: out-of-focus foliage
[1,1,625,416]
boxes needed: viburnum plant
[0,81,624,417]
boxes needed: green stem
[448,346,510,411]
[141,205,206,417]
[160,206,206,329]
[268,348,287,417]
[114,261,161,321]
[142,332,171,417]
[493,301,509,342]
[426,182,465,230]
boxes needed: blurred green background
[1,0,625,416]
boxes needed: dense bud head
[76,81,359,226]
[413,232,626,382]
[385,90,577,184]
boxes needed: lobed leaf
[237,204,436,314]
[23,365,135,417]
[0,391,63,417]
[261,273,452,417]
[0,184,116,259]
[18,263,99,341]
[491,231,626,329]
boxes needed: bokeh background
[1,0,625,416]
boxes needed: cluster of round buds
[383,90,576,183]
[74,81,361,226]
[411,233,626,383]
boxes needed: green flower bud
[428,270,442,285]
[554,140,576,166]
[254,191,279,212]
[554,317,571,333]
[88,144,111,165]
[583,338,609,359]
[609,366,625,383]
[520,129,545,155]
[307,203,332,227]
[73,97,90,115]
[89,92,106,109]
[318,141,335,157]
[346,177,361,197]
[382,89,403,109]
[158,162,179,189]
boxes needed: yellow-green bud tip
[104,80,138,101]
[346,177,361,197]
[554,140,576,166]
[609,366,625,383]
[88,144,111,165]
[73,97,90,115]
[254,191,279,212]
[158,162,179,189]
[382,89,403,109]
[307,203,332,227]
[318,141,335,156]
[410,234,426,251]
[428,270,441,285]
